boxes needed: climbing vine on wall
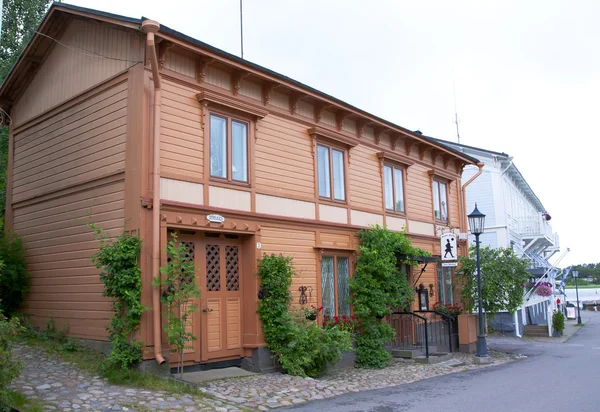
[89,223,144,371]
[349,225,429,369]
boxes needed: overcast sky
[70,0,599,267]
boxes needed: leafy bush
[0,231,30,316]
[0,313,24,408]
[553,310,565,332]
[456,246,529,317]
[257,254,352,377]
[349,225,425,368]
[89,223,144,371]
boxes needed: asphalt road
[285,312,600,412]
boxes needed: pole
[475,233,488,357]
[575,275,582,324]
[240,0,244,59]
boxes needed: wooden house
[0,3,480,369]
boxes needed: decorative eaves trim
[428,168,459,182]
[376,151,414,168]
[307,126,359,147]
[196,89,269,118]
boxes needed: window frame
[208,110,251,186]
[319,251,353,321]
[432,178,449,222]
[316,142,348,203]
[383,163,406,214]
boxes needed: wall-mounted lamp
[429,284,434,297]
[258,284,269,300]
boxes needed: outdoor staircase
[390,346,452,364]
[523,325,549,338]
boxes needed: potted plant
[304,305,322,321]
[552,310,565,337]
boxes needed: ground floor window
[437,266,454,305]
[321,255,351,320]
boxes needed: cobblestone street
[10,344,523,411]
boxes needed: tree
[456,246,529,317]
[0,0,52,221]
[154,233,200,379]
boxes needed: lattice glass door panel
[206,244,221,291]
[225,245,240,291]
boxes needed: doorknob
[202,308,213,313]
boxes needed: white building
[437,140,562,337]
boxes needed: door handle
[202,308,213,313]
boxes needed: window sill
[435,219,450,225]
[209,178,252,190]
[318,198,348,207]
[386,210,407,218]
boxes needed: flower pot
[552,330,563,338]
[306,313,317,321]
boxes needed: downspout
[142,19,165,365]
[461,162,485,231]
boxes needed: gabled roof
[0,2,480,166]
[433,138,547,213]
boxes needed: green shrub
[89,223,144,371]
[0,313,24,408]
[553,310,565,332]
[257,254,352,377]
[0,231,30,316]
[45,316,69,343]
[349,225,425,368]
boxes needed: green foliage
[0,313,24,409]
[0,0,52,222]
[349,225,425,368]
[564,263,600,285]
[0,229,30,316]
[456,246,529,317]
[153,233,201,379]
[89,223,144,371]
[45,316,69,343]
[257,254,352,377]
[552,310,565,332]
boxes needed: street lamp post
[573,270,582,324]
[468,203,488,359]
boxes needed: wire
[34,31,144,64]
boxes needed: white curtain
[384,165,393,210]
[433,180,440,219]
[321,256,335,318]
[317,146,331,198]
[210,115,227,178]
[231,121,247,182]
[332,149,345,200]
[337,257,350,317]
[440,183,448,221]
[394,168,404,212]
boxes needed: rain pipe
[142,19,165,365]
[460,162,485,231]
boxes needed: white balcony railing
[518,216,554,240]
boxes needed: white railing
[517,216,554,240]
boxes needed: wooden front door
[199,236,244,361]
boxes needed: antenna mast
[240,0,244,59]
[453,80,460,144]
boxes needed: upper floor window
[317,144,345,201]
[210,114,248,182]
[433,180,448,221]
[384,165,405,213]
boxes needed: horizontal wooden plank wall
[259,226,318,307]
[348,144,383,212]
[255,115,315,198]
[13,178,125,340]
[160,80,204,181]
[12,79,128,203]
[11,17,143,126]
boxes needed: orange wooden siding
[255,115,315,198]
[348,144,383,211]
[259,226,318,306]
[12,79,128,203]
[14,178,125,340]
[160,80,204,181]
[405,163,435,222]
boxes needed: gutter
[142,19,165,365]
[460,162,485,230]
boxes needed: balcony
[517,216,557,254]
